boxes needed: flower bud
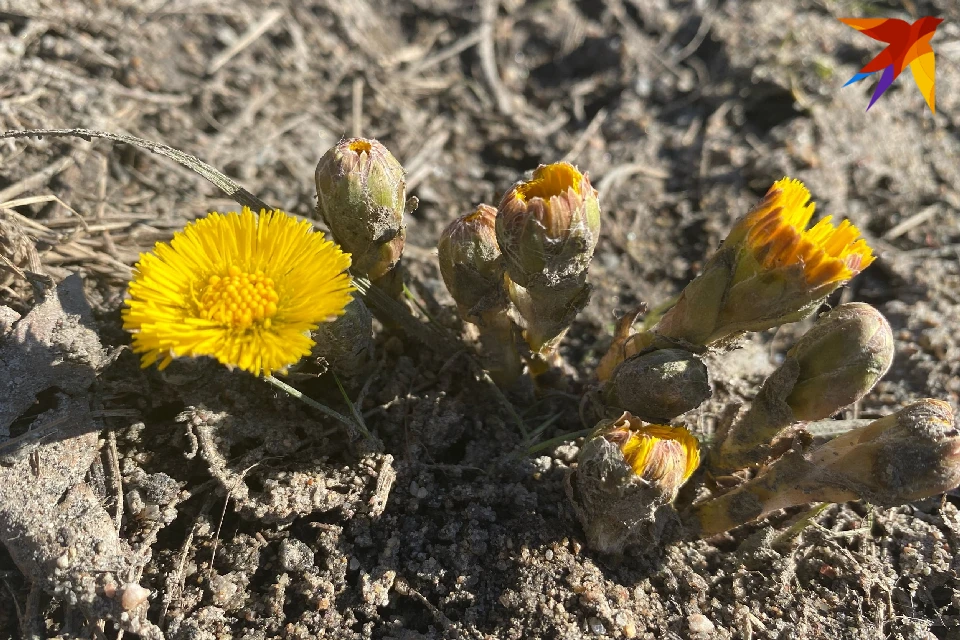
[495,163,601,358]
[566,412,700,554]
[603,349,711,423]
[315,138,407,282]
[691,400,960,537]
[712,303,893,472]
[655,178,875,346]
[784,302,893,420]
[437,204,523,386]
[306,297,374,382]
[437,205,502,322]
[496,162,600,288]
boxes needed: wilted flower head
[438,204,503,321]
[315,137,407,282]
[122,208,353,376]
[655,178,875,346]
[496,162,600,287]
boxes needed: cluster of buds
[563,176,960,551]
[566,412,700,555]
[438,162,601,384]
[309,144,959,548]
[315,138,414,298]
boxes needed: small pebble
[587,617,606,635]
[688,613,716,634]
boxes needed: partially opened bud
[566,412,700,554]
[315,138,407,282]
[495,163,601,359]
[437,204,523,386]
[712,302,893,472]
[603,348,711,423]
[438,205,502,322]
[691,400,960,537]
[496,162,600,288]
[655,178,875,346]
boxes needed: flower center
[515,163,582,203]
[199,265,279,329]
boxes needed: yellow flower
[655,177,876,345]
[602,415,701,493]
[122,208,354,376]
[735,178,875,287]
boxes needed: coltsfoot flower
[495,162,601,358]
[655,178,875,346]
[123,208,354,376]
[496,162,600,287]
[315,137,407,286]
[566,412,700,554]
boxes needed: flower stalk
[711,302,893,472]
[690,400,960,536]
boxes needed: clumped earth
[1,0,960,638]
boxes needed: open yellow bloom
[736,178,874,287]
[123,208,354,376]
[655,177,875,345]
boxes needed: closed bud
[656,178,875,346]
[438,205,524,386]
[438,205,503,322]
[496,162,600,287]
[691,400,960,537]
[784,302,893,420]
[603,348,711,423]
[712,302,893,472]
[315,137,407,282]
[566,412,700,554]
[305,297,374,383]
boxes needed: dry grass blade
[0,129,274,213]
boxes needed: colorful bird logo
[840,17,942,113]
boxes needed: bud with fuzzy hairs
[603,348,711,423]
[654,178,875,346]
[712,302,894,472]
[315,137,412,297]
[566,412,700,554]
[496,162,601,362]
[691,399,960,537]
[438,205,523,385]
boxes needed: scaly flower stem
[264,375,371,441]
